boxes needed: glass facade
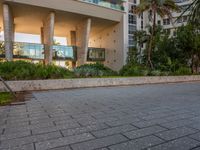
[13,42,44,59]
[0,41,77,61]
[0,41,106,62]
[80,0,125,11]
[128,0,137,47]
[53,45,77,60]
[87,47,105,61]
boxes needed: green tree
[135,0,180,69]
[126,47,138,65]
[181,0,200,25]
[133,30,148,63]
[176,24,200,73]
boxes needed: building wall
[89,16,127,71]
[0,0,128,70]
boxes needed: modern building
[0,0,192,70]
[131,0,192,37]
[0,0,128,70]
[162,0,192,36]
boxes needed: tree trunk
[147,37,153,68]
[197,54,200,73]
[147,8,156,69]
[191,54,196,74]
[139,42,142,64]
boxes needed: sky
[0,32,67,45]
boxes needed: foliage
[144,24,200,74]
[149,70,162,76]
[181,0,200,25]
[0,61,73,80]
[152,35,183,72]
[124,24,200,76]
[0,92,13,105]
[126,47,138,65]
[135,0,180,68]
[174,67,192,75]
[119,64,149,76]
[74,63,117,78]
[176,24,200,73]
[133,31,148,63]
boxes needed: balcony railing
[53,45,77,60]
[80,0,125,11]
[0,41,106,62]
[14,42,44,59]
[87,47,105,61]
[0,41,77,61]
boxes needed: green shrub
[160,71,170,76]
[74,63,117,77]
[0,61,73,80]
[119,64,149,76]
[149,70,162,76]
[173,67,192,75]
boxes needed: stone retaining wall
[0,76,200,92]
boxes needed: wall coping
[0,75,200,92]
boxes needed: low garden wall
[0,75,200,92]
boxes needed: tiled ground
[1,82,200,150]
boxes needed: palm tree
[134,30,149,63]
[135,0,180,69]
[182,0,200,25]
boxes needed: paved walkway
[1,82,200,150]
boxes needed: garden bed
[0,92,13,105]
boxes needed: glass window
[163,18,170,25]
[87,48,105,61]
[129,25,136,34]
[129,14,137,24]
[183,16,188,22]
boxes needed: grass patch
[0,92,13,105]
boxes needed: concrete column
[3,4,14,61]
[76,18,91,66]
[42,12,55,65]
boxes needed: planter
[0,76,200,92]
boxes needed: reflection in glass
[87,47,105,61]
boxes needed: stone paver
[109,135,164,150]
[71,134,128,150]
[1,82,200,150]
[147,137,200,150]
[0,131,62,149]
[92,124,137,138]
[155,126,197,141]
[123,125,167,139]
[35,133,94,150]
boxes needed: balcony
[0,41,106,62]
[0,42,77,61]
[87,47,105,61]
[53,45,77,60]
[80,0,125,11]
